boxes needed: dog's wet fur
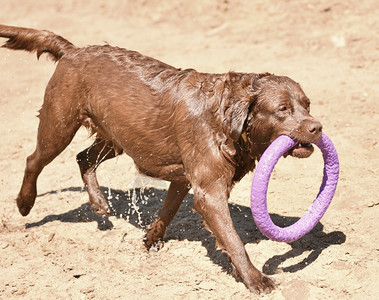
[0,25,322,293]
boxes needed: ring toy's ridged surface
[250,133,339,242]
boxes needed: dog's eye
[302,98,311,111]
[279,106,288,112]
[306,102,310,112]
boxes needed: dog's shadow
[27,187,346,275]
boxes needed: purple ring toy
[250,133,339,242]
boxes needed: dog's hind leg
[76,139,122,216]
[144,181,190,250]
[16,101,81,216]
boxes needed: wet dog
[0,25,322,293]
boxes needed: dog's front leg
[192,180,275,294]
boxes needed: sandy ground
[0,1,378,299]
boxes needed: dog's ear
[228,99,251,141]
[222,73,270,141]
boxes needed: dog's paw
[143,228,165,251]
[145,239,165,252]
[93,205,110,216]
[89,199,110,216]
[143,235,165,251]
[246,274,276,294]
[143,221,167,251]
[16,194,34,216]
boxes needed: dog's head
[223,73,322,159]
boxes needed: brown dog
[0,25,322,294]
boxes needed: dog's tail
[0,24,76,62]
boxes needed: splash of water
[101,154,167,228]
[105,155,120,214]
[129,171,144,227]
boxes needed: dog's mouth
[284,143,314,158]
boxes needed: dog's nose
[307,120,323,136]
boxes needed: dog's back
[0,24,205,180]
